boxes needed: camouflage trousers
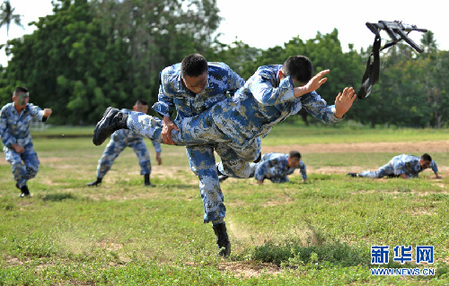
[127,112,261,223]
[3,143,39,188]
[97,134,151,179]
[360,164,395,178]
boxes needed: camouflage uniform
[96,109,161,180]
[360,154,438,178]
[128,64,342,222]
[128,64,340,173]
[152,62,245,224]
[250,152,307,183]
[0,103,49,188]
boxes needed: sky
[1,0,448,66]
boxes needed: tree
[1,0,222,124]
[421,31,438,55]
[0,0,22,39]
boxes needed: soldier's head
[280,56,313,87]
[133,99,149,114]
[287,150,301,168]
[420,153,432,169]
[181,53,208,94]
[12,86,29,108]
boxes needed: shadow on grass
[42,193,77,202]
[251,239,369,268]
[249,239,449,279]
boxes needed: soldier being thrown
[93,54,356,257]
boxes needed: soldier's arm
[0,108,17,148]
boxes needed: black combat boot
[93,107,128,146]
[216,164,229,183]
[212,223,231,257]
[20,185,30,198]
[253,153,262,163]
[346,173,360,177]
[218,174,229,183]
[144,174,154,187]
[86,177,102,186]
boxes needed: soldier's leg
[21,144,40,182]
[187,145,225,223]
[127,111,233,146]
[360,164,391,178]
[130,140,151,175]
[216,138,261,179]
[96,139,126,179]
[186,145,230,256]
[4,147,27,188]
[126,112,168,143]
[130,139,153,186]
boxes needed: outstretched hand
[334,87,356,118]
[294,69,330,98]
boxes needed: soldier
[95,54,246,257]
[93,54,356,256]
[244,151,307,185]
[347,153,440,179]
[0,87,52,197]
[87,100,161,187]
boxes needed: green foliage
[0,0,23,38]
[1,0,449,129]
[0,0,222,124]
[1,0,448,128]
[253,239,368,267]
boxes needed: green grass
[263,120,449,145]
[1,124,448,285]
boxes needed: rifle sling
[357,26,381,99]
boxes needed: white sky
[1,0,448,66]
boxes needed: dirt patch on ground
[219,261,282,278]
[261,140,449,154]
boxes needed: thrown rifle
[357,20,428,99]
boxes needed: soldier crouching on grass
[347,153,440,179]
[219,150,307,184]
[250,151,307,185]
[0,87,52,197]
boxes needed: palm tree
[420,31,438,54]
[0,0,23,39]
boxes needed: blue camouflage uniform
[128,64,340,170]
[360,154,438,178]
[126,64,342,221]
[0,102,49,188]
[96,109,161,179]
[250,153,307,183]
[152,62,245,224]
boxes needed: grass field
[1,122,449,285]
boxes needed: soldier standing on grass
[86,99,161,187]
[347,153,440,179]
[0,87,52,197]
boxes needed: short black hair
[135,99,148,106]
[289,150,301,160]
[421,153,432,162]
[14,87,29,94]
[283,55,313,83]
[181,53,208,77]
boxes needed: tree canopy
[0,0,447,128]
